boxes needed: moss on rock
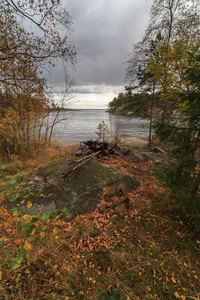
[7,157,138,221]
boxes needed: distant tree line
[108,87,167,117]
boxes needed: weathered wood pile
[62,141,120,179]
[75,140,121,157]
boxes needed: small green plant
[100,288,120,300]
[0,175,67,282]
[96,120,110,141]
[0,163,11,170]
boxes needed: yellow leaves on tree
[0,0,76,156]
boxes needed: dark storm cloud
[65,0,153,86]
[49,0,153,108]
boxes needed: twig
[67,151,101,166]
[51,193,61,210]
[44,172,51,183]
[1,226,19,246]
[62,151,101,179]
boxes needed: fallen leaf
[24,243,32,251]
[172,277,176,283]
[51,292,56,297]
[175,292,180,299]
[27,202,33,209]
[153,269,156,277]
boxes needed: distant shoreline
[48,108,108,112]
[107,111,185,120]
[48,108,79,112]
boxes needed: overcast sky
[49,0,153,109]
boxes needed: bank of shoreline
[59,136,149,148]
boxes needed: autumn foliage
[0,1,75,157]
[0,152,199,299]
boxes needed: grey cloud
[65,0,152,86]
[48,0,153,107]
[73,84,124,95]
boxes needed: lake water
[52,109,150,145]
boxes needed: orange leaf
[153,269,156,277]
[27,202,33,209]
[175,292,180,299]
[172,277,176,283]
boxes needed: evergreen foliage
[96,121,110,142]
[153,53,200,230]
[123,0,200,228]
[108,87,155,117]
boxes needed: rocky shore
[3,140,166,221]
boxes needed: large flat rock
[10,157,138,221]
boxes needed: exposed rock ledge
[4,145,166,221]
[10,157,138,221]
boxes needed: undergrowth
[0,150,199,300]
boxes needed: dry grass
[0,143,79,179]
[0,149,199,300]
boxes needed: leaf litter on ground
[0,154,199,299]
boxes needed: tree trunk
[188,170,200,204]
[149,81,155,147]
